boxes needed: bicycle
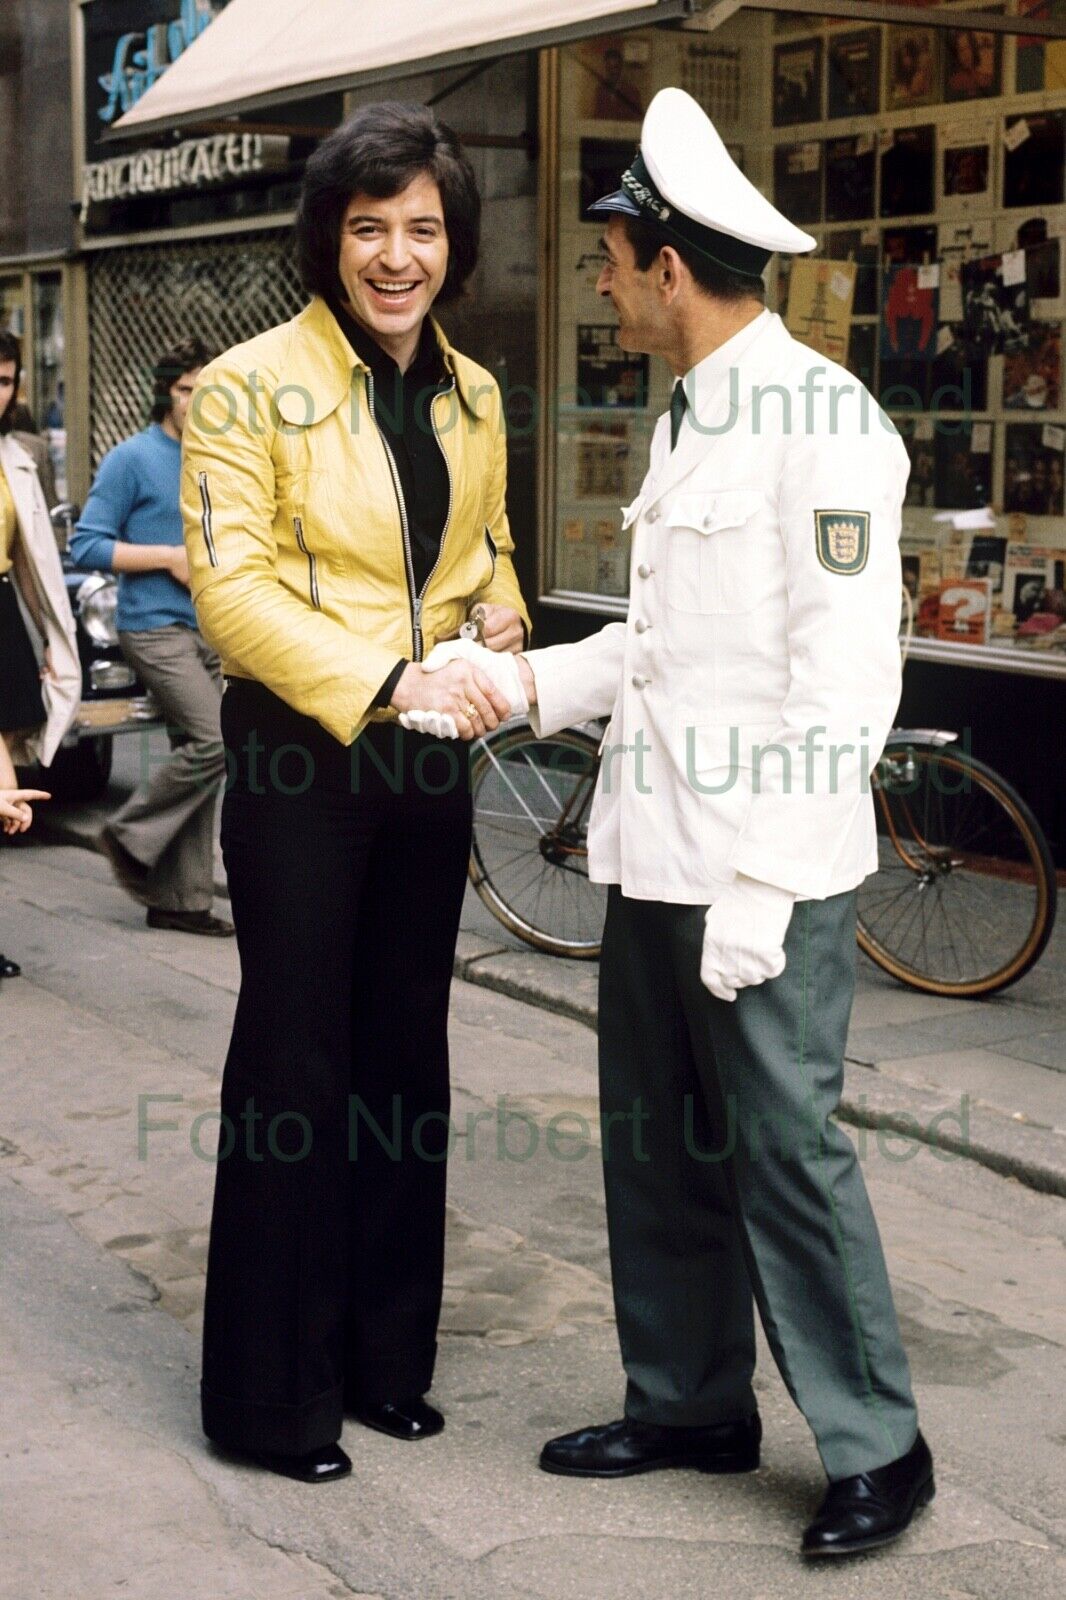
[468,717,1057,999]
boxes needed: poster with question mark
[936,577,992,643]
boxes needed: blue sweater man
[71,341,232,937]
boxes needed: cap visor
[586,187,641,219]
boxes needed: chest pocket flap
[665,487,763,535]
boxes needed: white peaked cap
[644,88,816,254]
[589,86,817,267]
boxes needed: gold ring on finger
[464,701,478,720]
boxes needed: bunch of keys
[460,603,487,645]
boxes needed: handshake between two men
[390,603,535,741]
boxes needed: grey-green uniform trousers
[599,885,919,1481]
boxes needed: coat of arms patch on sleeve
[814,510,871,574]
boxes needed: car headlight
[76,574,120,647]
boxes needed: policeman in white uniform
[513,90,934,1557]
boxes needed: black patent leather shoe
[801,1431,935,1557]
[539,1412,761,1478]
[247,1442,352,1483]
[351,1396,445,1441]
[0,954,21,978]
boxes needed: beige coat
[0,433,80,766]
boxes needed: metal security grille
[87,229,306,467]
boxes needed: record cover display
[882,265,938,362]
[934,423,993,509]
[575,33,650,123]
[880,125,935,218]
[1015,0,1066,92]
[825,135,876,223]
[774,140,823,224]
[827,29,881,119]
[886,26,941,111]
[826,229,879,316]
[1004,113,1065,209]
[576,326,649,408]
[1004,423,1066,515]
[961,256,1030,355]
[773,38,823,127]
[932,324,988,412]
[1003,324,1062,411]
[943,26,1002,102]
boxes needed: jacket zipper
[293,515,320,609]
[366,369,420,659]
[416,377,457,636]
[197,472,218,567]
[484,526,497,580]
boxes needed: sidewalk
[1,840,1064,1598]
[35,752,1066,1199]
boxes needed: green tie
[670,381,688,452]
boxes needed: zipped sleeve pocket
[293,515,321,610]
[484,526,498,581]
[197,473,219,568]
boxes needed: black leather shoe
[0,954,21,978]
[246,1442,352,1483]
[146,907,235,937]
[351,1396,445,1441]
[539,1412,761,1478]
[801,1431,935,1557]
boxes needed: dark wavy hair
[0,329,22,435]
[294,101,481,308]
[150,337,212,423]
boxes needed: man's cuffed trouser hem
[201,1381,342,1458]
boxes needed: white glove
[700,875,796,1003]
[398,639,528,739]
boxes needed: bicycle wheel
[469,724,605,959]
[857,740,1057,997]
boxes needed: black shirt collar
[329,300,446,388]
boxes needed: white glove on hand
[398,639,528,739]
[700,875,796,1003]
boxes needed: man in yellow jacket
[181,101,529,1486]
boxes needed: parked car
[44,503,162,801]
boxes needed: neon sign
[97,0,221,125]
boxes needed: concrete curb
[36,817,1066,1202]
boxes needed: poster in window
[1015,0,1066,92]
[826,228,878,315]
[827,29,881,119]
[1003,324,1062,410]
[785,258,855,364]
[934,423,993,510]
[575,33,650,123]
[940,121,994,217]
[932,324,988,412]
[966,533,1008,595]
[939,218,994,321]
[898,420,937,507]
[825,135,876,223]
[579,139,636,222]
[880,126,935,218]
[882,225,938,269]
[1004,113,1066,209]
[774,141,823,225]
[936,577,992,643]
[943,26,1002,102]
[886,26,941,111]
[996,213,1064,315]
[960,255,1030,355]
[846,321,877,389]
[881,265,938,363]
[576,325,649,409]
[772,39,823,127]
[574,419,632,500]
[1004,423,1066,515]
[679,40,742,123]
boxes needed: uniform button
[637,563,652,579]
[634,618,650,634]
[645,508,660,523]
[631,673,649,689]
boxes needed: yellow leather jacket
[180,296,530,744]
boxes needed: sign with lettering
[83,1,232,165]
[80,134,291,219]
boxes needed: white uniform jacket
[527,311,908,904]
[0,434,80,768]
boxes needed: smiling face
[337,172,449,362]
[595,216,665,356]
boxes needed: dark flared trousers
[200,681,472,1456]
